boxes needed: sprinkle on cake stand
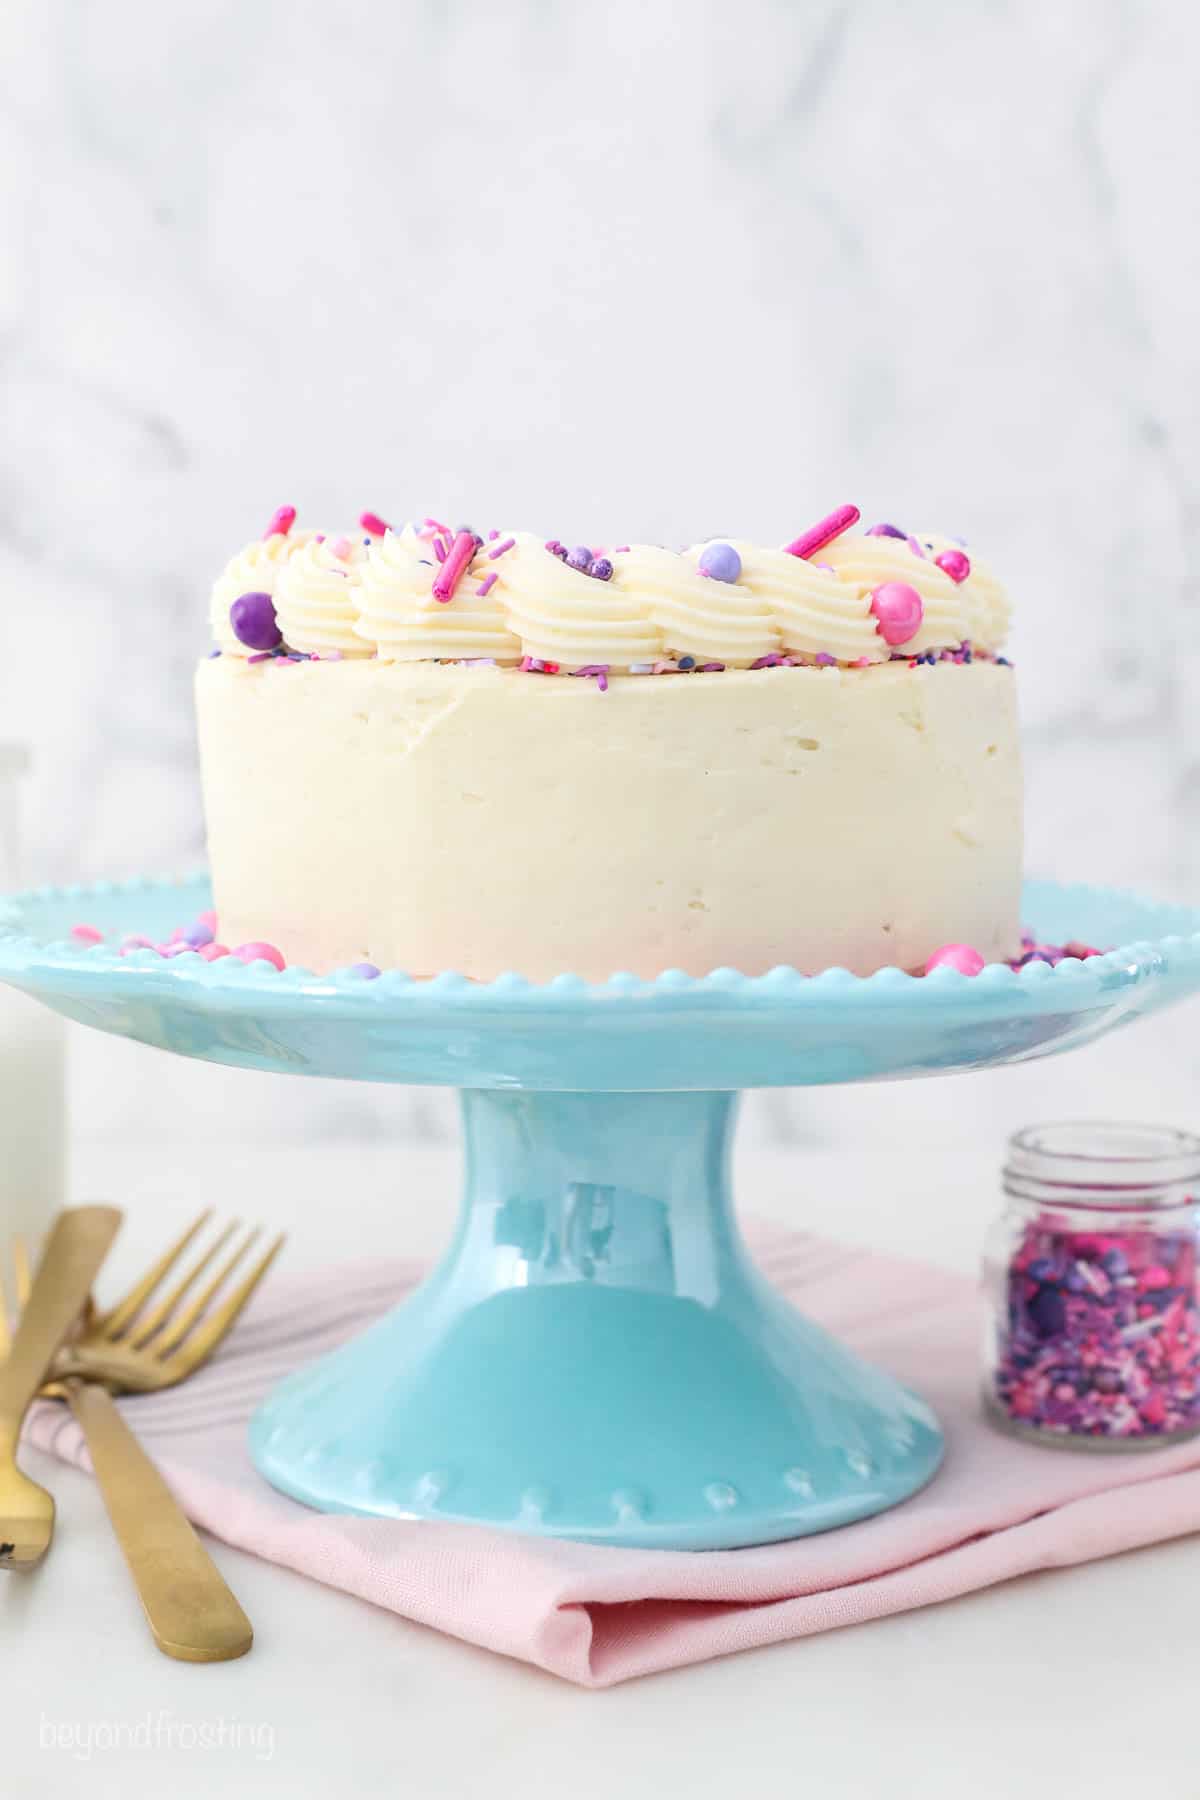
[2,874,1199,1550]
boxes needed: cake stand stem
[250,1088,943,1549]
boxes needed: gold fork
[0,1208,121,1569]
[20,1212,283,1660]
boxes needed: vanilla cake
[195,505,1021,980]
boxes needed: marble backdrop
[3,0,1199,1152]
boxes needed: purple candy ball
[698,541,742,583]
[565,545,593,573]
[867,522,907,539]
[589,557,614,581]
[348,962,382,980]
[181,921,215,948]
[230,591,282,652]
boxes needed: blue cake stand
[3,873,1200,1550]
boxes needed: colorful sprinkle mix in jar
[985,1123,1200,1449]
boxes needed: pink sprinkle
[432,537,447,563]
[785,503,860,561]
[614,545,630,554]
[476,572,498,597]
[198,943,232,962]
[935,548,971,583]
[330,535,353,559]
[326,649,343,662]
[233,941,287,971]
[870,581,924,647]
[70,923,103,944]
[359,511,391,537]
[906,536,926,560]
[247,652,274,664]
[486,529,499,540]
[815,652,837,667]
[263,504,296,539]
[924,943,986,977]
[432,530,478,603]
[487,536,515,560]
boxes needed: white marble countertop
[5,1132,1195,1798]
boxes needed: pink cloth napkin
[26,1229,1200,1687]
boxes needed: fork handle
[65,1381,253,1662]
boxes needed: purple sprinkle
[698,542,742,583]
[487,529,499,540]
[230,590,282,652]
[433,538,447,563]
[697,661,725,672]
[867,523,907,539]
[815,653,837,666]
[246,651,273,664]
[476,572,498,597]
[906,535,926,559]
[590,557,613,581]
[488,536,516,560]
[207,648,222,659]
[751,653,785,669]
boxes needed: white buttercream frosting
[484,533,662,669]
[613,545,777,667]
[355,527,522,663]
[210,516,1011,667]
[210,530,316,657]
[274,536,371,658]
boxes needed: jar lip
[1006,1120,1200,1191]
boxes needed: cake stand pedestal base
[250,1091,942,1549]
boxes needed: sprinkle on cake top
[209,502,1012,678]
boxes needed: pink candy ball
[870,581,924,647]
[198,910,218,932]
[934,548,971,584]
[70,923,103,944]
[924,943,986,977]
[198,942,232,962]
[233,941,286,971]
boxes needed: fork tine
[153,1228,261,1359]
[0,1236,32,1360]
[164,1234,285,1375]
[13,1238,32,1309]
[127,1221,241,1350]
[97,1209,213,1339]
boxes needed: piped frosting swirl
[274,537,371,658]
[210,509,1012,671]
[355,527,522,663]
[210,530,316,656]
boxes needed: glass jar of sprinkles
[984,1123,1200,1449]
